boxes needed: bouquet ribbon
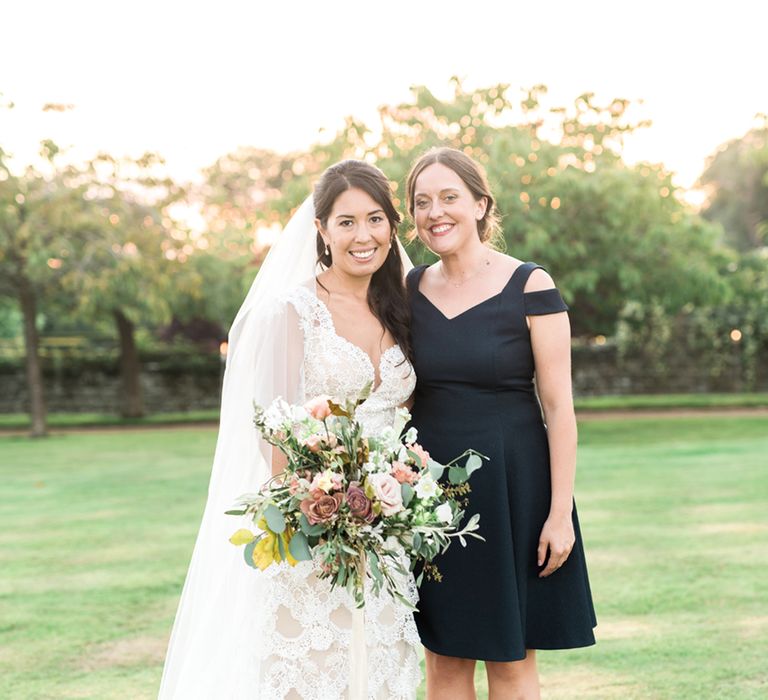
[349,552,368,699]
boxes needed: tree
[56,152,188,417]
[698,116,768,251]
[0,139,91,435]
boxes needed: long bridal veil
[159,196,413,698]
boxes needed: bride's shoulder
[277,279,328,331]
[279,279,315,307]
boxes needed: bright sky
[2,0,766,192]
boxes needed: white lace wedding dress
[255,282,421,700]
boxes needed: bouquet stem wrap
[349,551,367,698]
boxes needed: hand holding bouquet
[227,391,485,609]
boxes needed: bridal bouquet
[226,389,485,609]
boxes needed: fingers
[538,540,575,578]
[537,539,548,568]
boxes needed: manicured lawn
[2,392,768,431]
[1,416,766,698]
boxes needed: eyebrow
[414,188,460,198]
[335,209,385,220]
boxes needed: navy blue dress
[407,262,596,661]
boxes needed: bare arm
[526,269,577,577]
[271,447,288,478]
[257,299,304,480]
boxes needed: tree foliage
[699,116,768,251]
[203,80,728,337]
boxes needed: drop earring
[325,244,330,255]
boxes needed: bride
[158,160,421,699]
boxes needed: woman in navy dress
[405,148,596,699]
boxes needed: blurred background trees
[2,82,766,434]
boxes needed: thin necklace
[439,255,492,288]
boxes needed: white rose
[435,502,453,524]
[404,427,418,445]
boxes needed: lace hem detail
[257,561,421,699]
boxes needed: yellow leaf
[229,529,256,546]
[253,536,276,570]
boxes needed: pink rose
[346,481,375,523]
[407,442,430,468]
[304,395,333,421]
[303,434,323,453]
[300,492,344,524]
[391,460,419,485]
[368,473,404,516]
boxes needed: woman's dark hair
[313,159,412,364]
[405,147,502,244]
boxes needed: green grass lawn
[1,392,768,431]
[1,417,767,699]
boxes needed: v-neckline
[309,283,399,392]
[416,263,527,321]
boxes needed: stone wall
[1,346,766,415]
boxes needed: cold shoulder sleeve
[523,288,569,315]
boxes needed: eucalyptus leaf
[448,466,467,484]
[299,513,326,536]
[276,532,287,560]
[465,453,483,476]
[406,449,421,464]
[428,459,445,480]
[264,503,286,533]
[243,540,258,569]
[412,531,422,551]
[401,482,414,508]
[224,508,247,516]
[288,531,313,561]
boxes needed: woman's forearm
[271,446,288,477]
[543,404,578,517]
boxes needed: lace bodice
[286,285,416,436]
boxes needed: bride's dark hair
[313,159,412,364]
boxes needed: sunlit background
[3,0,767,195]
[2,5,768,699]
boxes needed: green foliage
[615,249,768,389]
[51,152,188,328]
[699,116,768,251]
[0,300,21,338]
[206,80,729,337]
[3,82,764,378]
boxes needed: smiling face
[412,162,488,257]
[316,187,393,279]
